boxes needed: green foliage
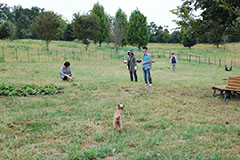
[0,20,15,40]
[182,32,197,49]
[112,9,128,52]
[72,12,101,51]
[63,23,74,41]
[91,2,109,47]
[0,83,63,96]
[11,5,44,39]
[172,0,240,46]
[31,11,61,51]
[127,9,149,49]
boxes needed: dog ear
[118,104,121,109]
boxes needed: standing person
[170,53,177,72]
[141,47,152,86]
[60,61,75,81]
[127,50,138,82]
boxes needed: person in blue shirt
[141,47,152,86]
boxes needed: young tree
[113,9,128,53]
[72,12,100,51]
[182,32,196,49]
[91,2,109,47]
[31,11,61,51]
[127,9,149,49]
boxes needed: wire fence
[0,47,239,68]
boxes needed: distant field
[0,40,240,159]
[1,40,240,67]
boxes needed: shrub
[0,83,63,97]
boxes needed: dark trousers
[130,70,138,81]
[143,69,152,84]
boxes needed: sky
[1,0,182,31]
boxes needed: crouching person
[60,61,75,81]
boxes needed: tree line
[1,2,240,51]
[171,0,240,48]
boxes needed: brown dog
[113,104,125,133]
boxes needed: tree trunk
[86,44,89,51]
[115,45,119,55]
[46,40,49,51]
[99,42,102,47]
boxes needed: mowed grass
[0,55,240,159]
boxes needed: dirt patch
[57,105,70,111]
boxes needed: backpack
[171,57,176,63]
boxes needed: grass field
[0,40,240,159]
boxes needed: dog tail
[116,114,121,120]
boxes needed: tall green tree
[31,11,61,51]
[0,3,11,21]
[91,2,109,47]
[72,12,100,51]
[172,0,240,47]
[63,23,74,41]
[12,5,44,39]
[113,9,128,53]
[127,9,149,49]
[0,20,16,40]
[171,7,198,48]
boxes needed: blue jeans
[143,69,152,85]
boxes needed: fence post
[2,47,4,62]
[219,58,221,67]
[102,50,104,60]
[80,50,83,60]
[56,49,58,61]
[27,48,30,62]
[15,48,18,62]
[72,49,75,60]
[208,57,210,65]
[64,49,66,60]
[189,55,191,63]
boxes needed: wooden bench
[212,76,240,99]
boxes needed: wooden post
[27,48,30,62]
[15,48,18,62]
[2,47,4,62]
[72,49,75,60]
[208,57,210,65]
[219,58,221,67]
[56,49,58,61]
[81,50,83,60]
[64,49,66,60]
[38,49,40,62]
[189,55,191,63]
[102,50,104,60]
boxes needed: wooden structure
[212,76,240,99]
